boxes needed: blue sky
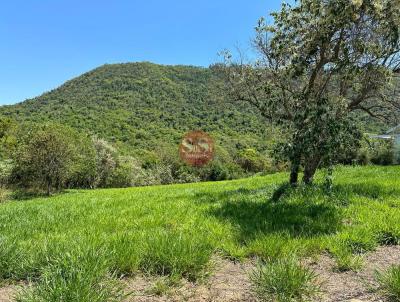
[0,0,284,105]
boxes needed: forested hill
[0,62,272,155]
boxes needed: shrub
[136,150,160,169]
[9,123,106,192]
[107,156,156,187]
[207,162,230,181]
[92,138,118,187]
[250,257,321,302]
[236,148,269,173]
[67,135,97,189]
[150,164,175,185]
[361,138,395,166]
[174,168,201,183]
[10,123,76,195]
[105,156,136,188]
[356,149,370,165]
[371,145,395,165]
[194,160,244,181]
[0,117,17,159]
[0,159,13,188]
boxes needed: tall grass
[250,257,321,302]
[15,247,124,302]
[376,265,400,301]
[0,165,397,300]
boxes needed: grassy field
[1,165,400,301]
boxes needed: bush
[9,123,106,193]
[357,149,370,165]
[357,137,395,166]
[174,167,201,183]
[67,135,97,189]
[236,148,270,173]
[371,143,395,165]
[207,162,230,181]
[0,117,17,159]
[10,123,76,195]
[92,138,118,187]
[107,157,136,188]
[150,164,175,185]
[0,159,13,188]
[250,257,321,302]
[107,156,152,187]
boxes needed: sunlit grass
[15,247,124,302]
[376,265,400,301]
[0,165,399,300]
[250,257,321,302]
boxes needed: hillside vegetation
[0,63,288,190]
[0,166,400,300]
[0,62,395,195]
[0,62,272,155]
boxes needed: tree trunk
[289,158,300,186]
[303,155,321,184]
[47,183,51,196]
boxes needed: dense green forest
[0,62,271,151]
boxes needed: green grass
[250,257,321,302]
[145,276,180,297]
[332,249,364,272]
[15,247,124,302]
[0,165,399,300]
[376,265,400,301]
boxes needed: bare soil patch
[310,245,400,302]
[1,246,399,302]
[123,246,400,302]
[0,285,19,302]
[123,258,256,302]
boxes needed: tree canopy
[225,0,400,184]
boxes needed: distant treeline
[0,118,396,196]
[0,120,285,195]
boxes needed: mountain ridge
[0,61,272,160]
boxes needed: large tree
[224,0,400,184]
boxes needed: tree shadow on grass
[269,182,292,203]
[9,188,84,201]
[199,178,397,243]
[210,198,341,242]
[197,183,343,242]
[9,189,49,201]
[194,186,276,204]
[332,182,400,200]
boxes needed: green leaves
[226,0,400,184]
